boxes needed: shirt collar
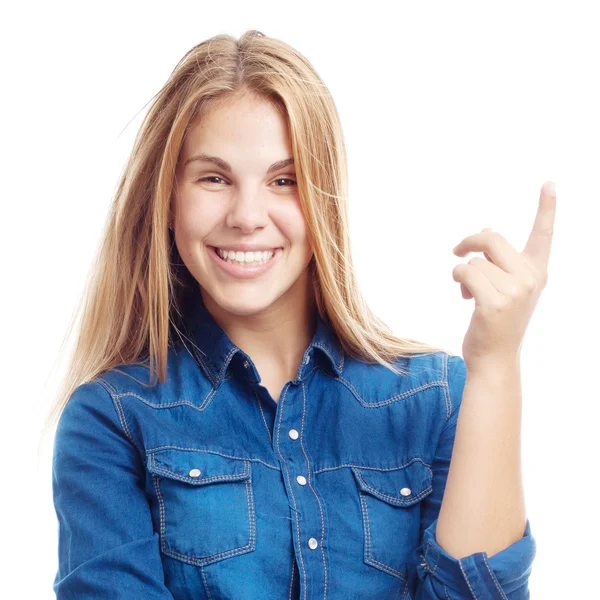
[179,285,344,386]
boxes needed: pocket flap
[351,460,433,507]
[147,449,251,485]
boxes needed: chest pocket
[147,449,256,566]
[351,460,433,580]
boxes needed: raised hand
[451,181,556,368]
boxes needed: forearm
[435,355,528,559]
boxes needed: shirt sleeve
[52,380,175,599]
[414,354,537,599]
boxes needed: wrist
[465,353,521,377]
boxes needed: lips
[207,244,283,279]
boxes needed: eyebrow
[184,153,294,174]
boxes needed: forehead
[182,95,291,160]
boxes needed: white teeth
[216,247,275,265]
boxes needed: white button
[305,354,311,364]
[296,475,307,486]
[308,537,318,550]
[243,360,249,368]
[189,469,201,477]
[400,487,412,496]
[288,429,299,440]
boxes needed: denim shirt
[52,290,536,599]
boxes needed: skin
[172,91,558,561]
[434,182,556,559]
[171,93,316,402]
[452,181,556,367]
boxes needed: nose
[225,192,269,233]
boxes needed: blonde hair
[39,29,450,449]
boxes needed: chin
[204,287,286,317]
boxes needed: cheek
[275,203,310,245]
[177,198,221,240]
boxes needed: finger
[523,180,556,268]
[482,228,493,262]
[452,262,498,306]
[453,231,526,277]
[460,282,473,299]
[465,256,518,295]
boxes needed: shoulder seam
[441,351,452,421]
[94,377,141,455]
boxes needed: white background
[2,1,597,597]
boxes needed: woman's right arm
[52,381,176,599]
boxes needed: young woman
[47,29,552,599]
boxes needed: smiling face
[172,93,314,318]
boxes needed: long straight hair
[39,30,450,447]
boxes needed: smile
[208,245,283,279]
[216,247,276,266]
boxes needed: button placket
[274,378,326,593]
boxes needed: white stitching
[191,344,239,386]
[148,454,251,484]
[424,542,441,575]
[441,351,452,420]
[152,459,256,566]
[352,467,433,505]
[215,347,239,383]
[336,375,445,408]
[200,565,213,599]
[288,551,296,600]
[109,387,220,411]
[146,446,280,472]
[253,387,273,445]
[274,383,307,600]
[458,558,479,599]
[296,364,319,382]
[314,458,432,476]
[96,377,117,395]
[359,491,408,582]
[481,553,507,599]
[95,378,145,458]
[311,341,345,374]
[300,381,328,600]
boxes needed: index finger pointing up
[523,181,557,269]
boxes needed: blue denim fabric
[52,288,536,599]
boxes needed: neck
[201,275,318,379]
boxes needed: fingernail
[547,181,556,196]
